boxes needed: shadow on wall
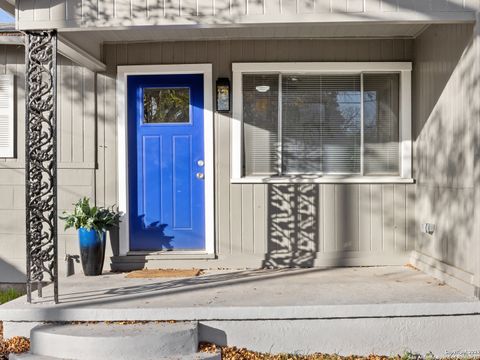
[74,0,477,27]
[0,258,26,283]
[413,24,480,274]
[263,184,319,268]
[261,182,412,268]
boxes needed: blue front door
[128,74,205,251]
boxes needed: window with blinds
[242,72,399,177]
[363,73,400,175]
[0,75,14,158]
[243,74,279,176]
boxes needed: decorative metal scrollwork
[25,30,58,304]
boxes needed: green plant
[60,197,120,232]
[424,352,435,360]
[0,288,23,305]
[401,351,424,360]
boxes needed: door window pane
[143,88,190,123]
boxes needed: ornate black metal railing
[25,30,59,304]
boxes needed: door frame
[116,64,214,256]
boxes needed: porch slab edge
[1,302,480,322]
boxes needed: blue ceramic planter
[78,228,106,276]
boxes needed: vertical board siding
[58,57,96,165]
[322,184,336,253]
[16,0,479,28]
[358,185,372,252]
[103,38,414,266]
[413,24,477,275]
[253,184,267,255]
[0,45,98,281]
[59,56,73,163]
[335,185,359,252]
[370,184,383,252]
[0,46,96,167]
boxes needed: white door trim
[116,64,214,256]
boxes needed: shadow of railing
[263,184,319,268]
[31,267,337,306]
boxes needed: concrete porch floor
[3,266,480,356]
[0,266,478,322]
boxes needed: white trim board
[232,62,413,182]
[16,12,478,32]
[233,62,412,73]
[116,64,214,256]
[58,35,106,72]
[231,177,415,184]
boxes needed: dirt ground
[0,322,30,360]
[199,343,442,360]
[0,324,476,360]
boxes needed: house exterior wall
[15,0,480,30]
[0,38,432,283]
[103,39,416,269]
[411,23,480,295]
[0,44,98,282]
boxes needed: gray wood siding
[0,45,98,281]
[0,38,419,282]
[413,24,478,276]
[16,0,479,30]
[103,39,415,267]
[58,55,97,167]
[0,45,97,169]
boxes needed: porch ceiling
[0,0,13,14]
[61,22,430,60]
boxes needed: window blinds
[0,75,14,158]
[242,72,399,176]
[243,74,279,176]
[363,73,400,175]
[282,74,361,174]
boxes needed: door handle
[196,172,204,180]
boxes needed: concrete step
[110,255,146,271]
[10,351,221,360]
[21,322,217,360]
[10,355,60,360]
[110,254,215,272]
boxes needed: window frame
[231,62,413,184]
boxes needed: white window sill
[231,176,415,184]
[127,251,216,260]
